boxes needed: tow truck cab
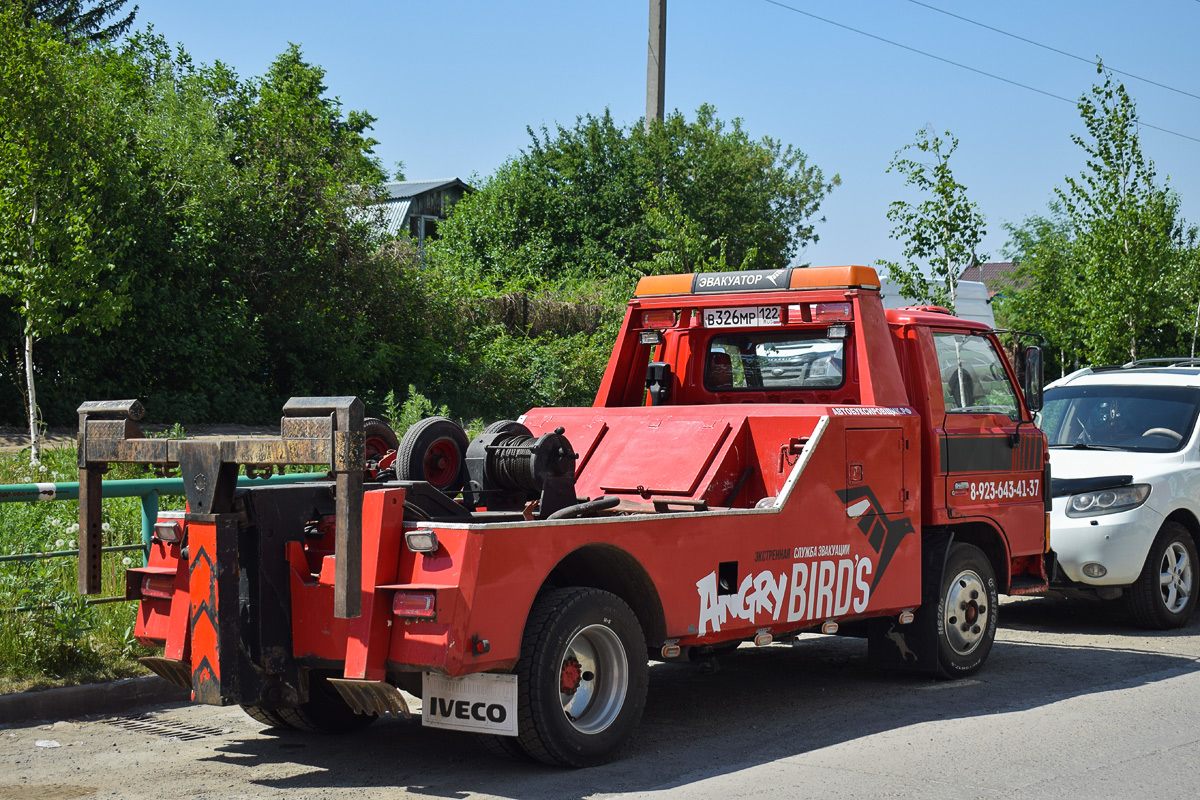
[588,266,1049,580]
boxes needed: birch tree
[878,127,987,314]
[0,11,132,460]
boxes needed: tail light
[140,575,175,600]
[641,309,678,328]
[811,302,853,321]
[392,591,437,620]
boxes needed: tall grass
[0,443,178,693]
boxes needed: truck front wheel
[936,543,998,678]
[515,588,648,767]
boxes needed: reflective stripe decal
[940,433,1042,473]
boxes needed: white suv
[1039,360,1200,628]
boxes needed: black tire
[476,733,534,761]
[363,417,400,463]
[515,588,648,768]
[396,416,469,494]
[240,672,377,733]
[240,704,295,730]
[482,419,532,438]
[1126,521,1198,630]
[935,543,998,678]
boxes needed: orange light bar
[634,266,881,297]
[789,266,880,290]
[634,273,694,296]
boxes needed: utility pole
[645,0,666,132]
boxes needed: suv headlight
[1065,484,1151,517]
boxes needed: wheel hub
[943,569,988,656]
[560,657,583,695]
[423,439,460,488]
[558,624,629,734]
[1159,541,1193,614]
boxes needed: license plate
[702,306,781,328]
[422,672,518,736]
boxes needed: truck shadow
[200,606,1200,798]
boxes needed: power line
[905,0,1200,103]
[759,0,1200,146]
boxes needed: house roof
[958,261,1021,296]
[382,178,470,200]
[958,261,1018,285]
[377,199,411,237]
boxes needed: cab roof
[634,266,881,297]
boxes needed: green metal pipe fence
[0,472,326,609]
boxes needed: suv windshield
[1040,384,1200,452]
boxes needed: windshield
[705,333,845,390]
[1039,384,1200,452]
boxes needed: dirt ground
[1,597,1198,800]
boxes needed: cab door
[933,331,1044,560]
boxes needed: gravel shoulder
[2,597,1198,799]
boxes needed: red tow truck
[76,265,1050,767]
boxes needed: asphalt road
[2,596,1198,800]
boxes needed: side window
[933,333,1019,419]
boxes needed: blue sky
[129,0,1200,269]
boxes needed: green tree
[1056,67,1193,364]
[19,0,137,43]
[435,104,838,293]
[878,127,987,313]
[3,33,420,428]
[0,10,134,459]
[421,105,837,420]
[999,205,1083,377]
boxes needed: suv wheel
[1126,521,1198,629]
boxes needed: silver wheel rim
[943,568,989,655]
[558,624,628,735]
[1158,541,1193,615]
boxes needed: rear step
[1008,575,1050,595]
[328,678,412,718]
[139,656,192,689]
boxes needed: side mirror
[1023,345,1044,413]
[645,362,672,406]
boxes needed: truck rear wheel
[515,588,648,767]
[936,543,997,678]
[241,673,377,733]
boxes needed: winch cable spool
[466,426,579,517]
[488,433,552,493]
